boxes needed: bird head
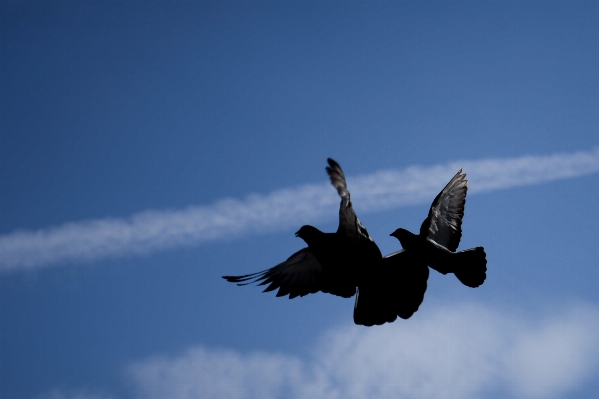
[390,228,416,249]
[295,225,322,245]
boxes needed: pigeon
[223,159,381,300]
[390,169,487,288]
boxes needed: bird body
[294,225,359,298]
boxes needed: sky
[1,1,599,399]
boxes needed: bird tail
[451,247,487,288]
[353,285,397,327]
[353,258,429,326]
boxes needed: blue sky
[1,2,599,399]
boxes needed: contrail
[1,148,598,272]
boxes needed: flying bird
[390,169,487,288]
[223,159,429,326]
[223,159,380,299]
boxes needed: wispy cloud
[127,302,599,399]
[2,148,599,272]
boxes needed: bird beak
[390,230,401,239]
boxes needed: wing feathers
[222,248,324,298]
[222,270,268,286]
[326,158,375,244]
[421,169,468,252]
[326,158,349,198]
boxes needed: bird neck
[296,225,326,248]
[397,229,421,250]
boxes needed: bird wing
[381,249,429,319]
[326,158,373,243]
[223,248,324,299]
[353,249,429,326]
[419,169,467,252]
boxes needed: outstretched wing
[353,249,429,326]
[223,248,324,299]
[326,157,349,199]
[420,169,467,252]
[326,158,373,243]
[382,249,429,320]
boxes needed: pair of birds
[224,159,487,326]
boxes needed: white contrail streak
[1,148,598,272]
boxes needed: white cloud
[127,349,303,399]
[2,148,599,272]
[127,303,599,399]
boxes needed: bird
[223,158,380,300]
[223,159,429,326]
[390,169,487,289]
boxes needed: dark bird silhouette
[223,159,380,299]
[390,169,487,288]
[223,159,430,326]
[352,248,429,326]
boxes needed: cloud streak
[2,148,599,272]
[127,302,599,399]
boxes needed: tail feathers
[452,247,487,288]
[353,264,429,326]
[353,286,398,327]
